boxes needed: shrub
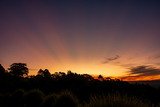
[23,89,44,107]
[81,94,153,107]
[55,91,79,107]
[42,93,58,107]
[0,94,11,107]
[11,89,25,107]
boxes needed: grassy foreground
[0,89,159,107]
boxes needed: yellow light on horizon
[28,62,128,78]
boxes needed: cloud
[129,65,160,76]
[102,55,120,64]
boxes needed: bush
[55,91,79,107]
[0,94,11,107]
[11,89,25,107]
[23,89,44,107]
[81,94,153,107]
[42,93,58,107]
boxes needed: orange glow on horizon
[28,61,128,79]
[120,75,160,81]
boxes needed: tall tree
[37,69,51,77]
[8,63,29,77]
[0,64,6,76]
[98,75,104,81]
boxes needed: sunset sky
[0,0,160,81]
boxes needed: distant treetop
[8,63,29,77]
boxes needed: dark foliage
[23,89,44,107]
[42,94,57,107]
[10,89,25,107]
[0,64,5,76]
[8,63,28,77]
[55,91,78,107]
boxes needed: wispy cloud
[119,65,160,81]
[129,65,160,76]
[102,55,120,64]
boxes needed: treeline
[0,63,160,107]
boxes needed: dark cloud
[102,55,120,64]
[129,65,160,76]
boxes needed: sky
[0,0,160,81]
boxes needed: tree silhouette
[8,63,29,77]
[98,75,104,81]
[37,69,43,75]
[37,69,51,77]
[0,64,5,76]
[82,74,94,81]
